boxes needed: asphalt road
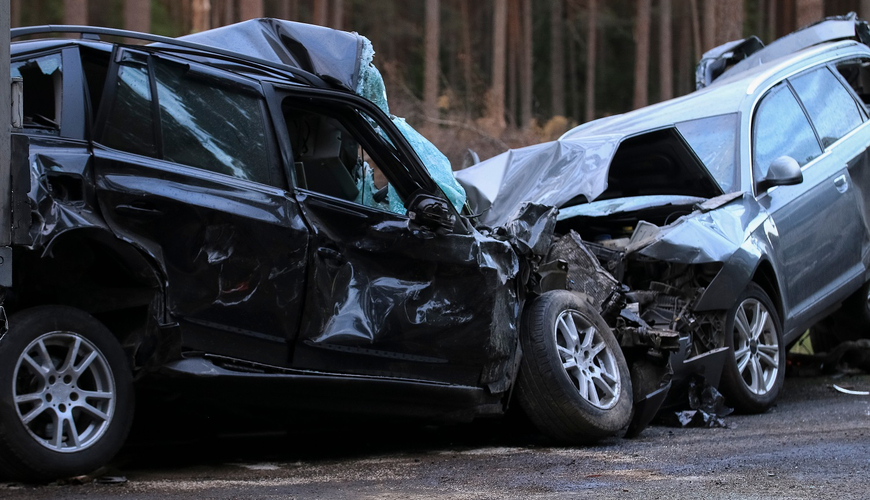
[2,373,869,499]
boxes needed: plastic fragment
[832,384,870,395]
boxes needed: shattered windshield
[676,113,739,193]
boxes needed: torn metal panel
[455,137,620,226]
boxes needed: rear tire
[719,284,785,414]
[0,306,134,482]
[516,290,632,444]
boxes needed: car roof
[562,39,870,141]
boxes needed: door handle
[115,202,164,218]
[834,174,849,193]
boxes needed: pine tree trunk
[767,0,777,40]
[585,0,597,122]
[659,0,673,101]
[11,0,20,28]
[862,1,870,23]
[490,0,507,130]
[313,0,328,26]
[688,0,701,59]
[719,0,744,42]
[239,0,262,20]
[702,0,715,51]
[507,0,520,127]
[331,0,343,29]
[795,0,823,28]
[64,0,87,25]
[550,0,565,117]
[192,0,211,32]
[424,0,440,119]
[124,0,151,32]
[460,0,474,112]
[520,0,533,128]
[633,0,651,109]
[677,0,691,96]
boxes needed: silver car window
[752,83,822,184]
[790,67,863,148]
[676,113,739,193]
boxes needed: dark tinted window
[790,67,863,148]
[11,53,62,133]
[154,60,271,185]
[753,83,821,184]
[101,58,158,158]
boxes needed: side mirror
[757,156,803,192]
[408,193,455,232]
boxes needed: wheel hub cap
[12,332,116,453]
[554,310,621,410]
[732,298,779,395]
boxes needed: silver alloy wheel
[12,332,116,453]
[732,298,780,395]
[554,309,620,409]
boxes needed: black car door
[271,88,521,389]
[91,48,309,367]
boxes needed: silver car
[456,13,870,414]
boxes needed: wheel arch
[750,259,784,321]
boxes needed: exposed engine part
[548,230,619,311]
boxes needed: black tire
[0,306,134,482]
[719,283,785,414]
[516,290,632,444]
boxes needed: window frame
[787,65,866,150]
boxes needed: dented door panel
[293,190,521,388]
[94,152,309,367]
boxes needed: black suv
[0,20,677,481]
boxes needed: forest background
[11,0,870,166]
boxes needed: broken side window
[676,113,739,193]
[153,59,272,185]
[752,83,822,185]
[101,53,158,158]
[11,52,62,133]
[283,99,406,214]
[790,67,864,148]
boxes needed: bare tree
[489,0,507,130]
[520,0,533,127]
[239,0,263,20]
[863,1,870,23]
[688,0,701,64]
[633,0,651,109]
[63,0,87,25]
[585,0,597,122]
[424,0,440,118]
[550,0,565,117]
[795,0,823,28]
[459,0,474,112]
[659,0,672,101]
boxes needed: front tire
[516,290,632,444]
[719,284,785,414]
[0,306,134,482]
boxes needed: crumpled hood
[178,18,365,90]
[454,136,621,226]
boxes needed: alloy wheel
[732,298,780,395]
[554,310,621,409]
[12,332,116,453]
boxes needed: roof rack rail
[10,24,325,87]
